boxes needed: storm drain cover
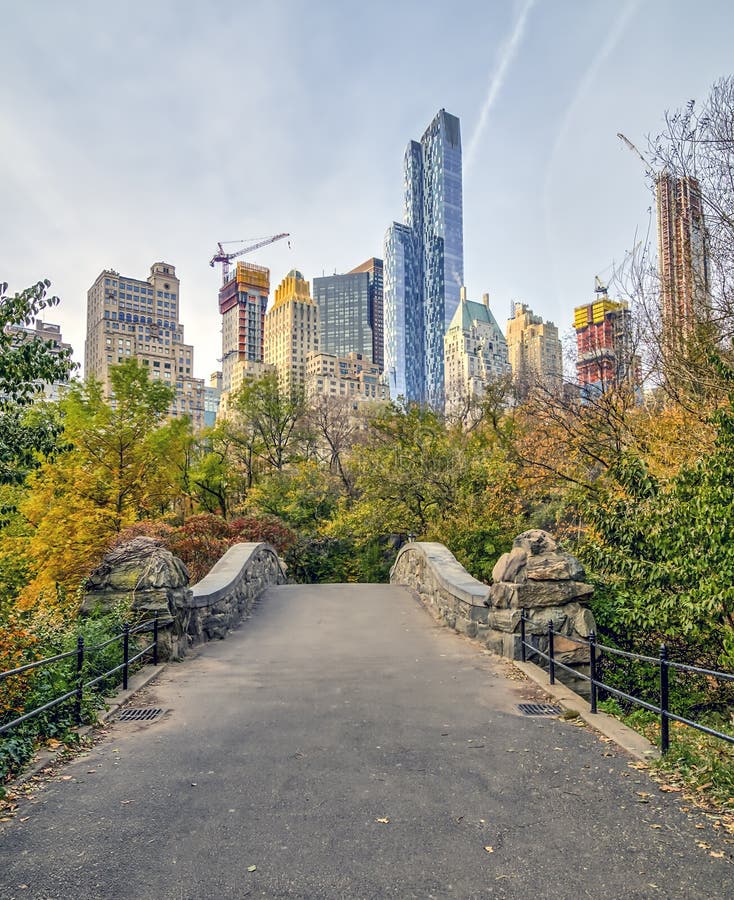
[117,707,164,722]
[517,703,563,717]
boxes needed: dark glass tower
[313,272,373,360]
[313,258,384,367]
[384,109,464,407]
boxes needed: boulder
[81,537,192,616]
[513,530,558,556]
[526,552,585,582]
[491,547,528,584]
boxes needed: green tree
[0,280,75,484]
[232,373,306,471]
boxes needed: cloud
[464,0,537,173]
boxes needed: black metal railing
[0,613,173,737]
[519,609,734,754]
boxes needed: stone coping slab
[392,542,490,607]
[188,542,284,608]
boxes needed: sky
[2,0,733,381]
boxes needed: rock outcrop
[82,537,191,617]
[486,530,594,663]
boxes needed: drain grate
[117,707,164,722]
[517,703,563,717]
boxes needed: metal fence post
[520,609,527,662]
[153,612,159,667]
[548,619,556,684]
[74,635,84,726]
[123,623,130,690]
[589,631,598,714]
[660,644,670,754]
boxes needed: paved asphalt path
[1,584,732,899]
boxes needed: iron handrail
[0,613,172,737]
[519,609,734,754]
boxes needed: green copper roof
[448,298,501,332]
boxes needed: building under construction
[218,261,270,393]
[656,173,709,358]
[574,289,639,395]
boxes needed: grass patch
[600,699,734,810]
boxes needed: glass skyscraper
[384,109,464,407]
[313,257,384,370]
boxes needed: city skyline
[2,1,734,380]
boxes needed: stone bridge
[1,536,730,898]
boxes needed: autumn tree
[18,361,179,604]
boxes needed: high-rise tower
[218,261,270,393]
[574,285,639,395]
[656,173,708,358]
[384,109,464,407]
[505,302,562,398]
[85,262,205,429]
[348,257,384,370]
[264,269,319,395]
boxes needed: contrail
[542,0,642,305]
[464,0,537,173]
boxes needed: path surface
[1,584,731,899]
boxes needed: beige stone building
[216,359,276,421]
[444,288,510,418]
[85,262,205,429]
[9,320,74,402]
[305,351,389,405]
[505,302,562,397]
[263,269,319,395]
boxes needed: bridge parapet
[83,538,286,659]
[390,531,595,664]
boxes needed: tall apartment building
[348,257,384,369]
[263,269,319,395]
[656,173,709,357]
[305,351,389,405]
[8,320,74,402]
[505,302,562,397]
[218,261,270,393]
[444,288,510,417]
[574,288,639,395]
[384,109,463,407]
[313,271,373,362]
[85,262,205,429]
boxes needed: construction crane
[617,133,654,177]
[209,233,290,285]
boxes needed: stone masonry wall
[390,530,595,664]
[83,538,286,659]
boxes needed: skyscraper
[656,173,708,357]
[505,302,562,398]
[218,261,270,393]
[384,109,464,407]
[348,257,384,370]
[85,262,205,429]
[263,269,319,395]
[574,287,639,395]
[313,271,373,362]
[313,258,385,369]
